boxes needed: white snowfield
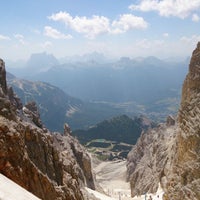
[86,187,164,200]
[86,187,116,200]
[0,174,41,200]
[91,160,164,200]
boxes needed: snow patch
[93,159,164,200]
[66,105,79,117]
[0,174,41,200]
[132,184,164,200]
[85,187,116,200]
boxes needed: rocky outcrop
[23,101,43,128]
[0,59,96,199]
[163,43,200,200]
[166,115,175,126]
[0,59,7,95]
[127,119,177,196]
[127,42,200,199]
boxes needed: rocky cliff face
[126,119,177,196]
[163,43,200,200]
[127,43,200,199]
[0,59,96,200]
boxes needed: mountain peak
[26,52,59,73]
[189,42,200,80]
[181,42,200,110]
[0,59,7,95]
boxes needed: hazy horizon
[5,51,190,70]
[0,0,200,61]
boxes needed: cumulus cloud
[192,13,200,22]
[44,26,72,39]
[48,12,148,38]
[111,14,148,34]
[129,0,200,19]
[0,34,10,40]
[49,12,109,39]
[69,15,110,39]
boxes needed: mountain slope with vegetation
[73,115,154,145]
[7,73,129,131]
[7,54,188,130]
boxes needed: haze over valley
[7,52,189,131]
[1,1,200,200]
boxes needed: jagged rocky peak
[166,115,175,126]
[0,59,96,200]
[23,101,43,128]
[127,42,200,200]
[0,59,15,120]
[181,41,200,105]
[0,59,7,95]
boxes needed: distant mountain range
[6,52,189,130]
[8,53,188,104]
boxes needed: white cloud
[14,34,24,40]
[0,34,10,40]
[129,0,200,19]
[48,11,72,24]
[163,32,169,37]
[111,14,148,34]
[192,13,200,22]
[180,34,200,44]
[14,34,27,45]
[70,15,110,39]
[44,26,72,39]
[49,12,110,39]
[48,12,148,38]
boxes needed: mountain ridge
[6,55,188,131]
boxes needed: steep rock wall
[127,121,177,196]
[127,43,200,199]
[0,59,96,200]
[163,42,200,200]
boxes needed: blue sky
[1,0,200,61]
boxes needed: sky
[0,0,200,61]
